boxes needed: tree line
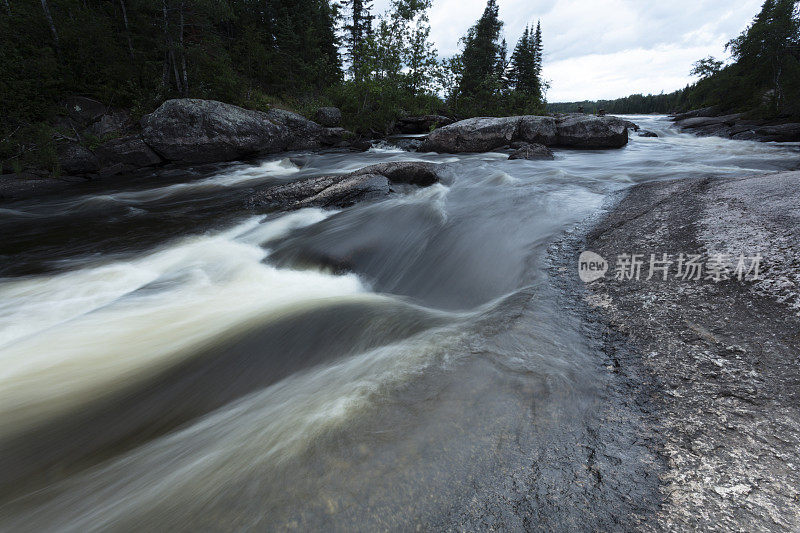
[550,0,800,118]
[1,0,547,169]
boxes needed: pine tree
[344,0,373,80]
[532,20,543,79]
[456,0,505,110]
[726,0,800,111]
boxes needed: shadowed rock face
[247,161,444,211]
[94,136,162,168]
[141,99,289,163]
[420,114,628,153]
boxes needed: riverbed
[0,116,797,530]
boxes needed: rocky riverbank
[573,171,800,530]
[672,107,800,142]
[0,102,635,202]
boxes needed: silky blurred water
[0,116,797,531]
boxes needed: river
[0,116,797,530]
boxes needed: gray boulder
[314,107,342,127]
[556,115,628,148]
[518,116,558,145]
[58,143,101,174]
[420,116,520,152]
[94,135,162,167]
[141,99,289,163]
[508,142,555,160]
[248,161,443,211]
[638,130,658,138]
[264,108,326,150]
[420,114,629,152]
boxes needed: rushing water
[0,116,797,530]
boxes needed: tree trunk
[40,0,59,51]
[118,0,134,59]
[161,0,170,91]
[179,1,188,96]
[170,49,183,94]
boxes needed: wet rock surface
[582,171,800,530]
[673,110,800,142]
[247,161,444,211]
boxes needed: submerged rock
[247,161,443,211]
[420,114,628,153]
[508,142,555,160]
[638,130,658,138]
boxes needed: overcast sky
[374,0,763,102]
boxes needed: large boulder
[94,135,162,167]
[248,161,444,211]
[420,116,520,152]
[141,99,289,163]
[508,142,555,160]
[420,114,629,153]
[556,115,628,148]
[264,108,327,150]
[518,116,558,145]
[314,107,342,127]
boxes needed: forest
[2,0,799,172]
[0,0,544,171]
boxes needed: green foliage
[443,1,546,118]
[691,57,723,79]
[682,0,800,118]
[548,92,685,115]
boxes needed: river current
[0,116,797,530]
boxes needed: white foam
[0,211,366,438]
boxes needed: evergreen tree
[456,0,505,108]
[344,0,373,80]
